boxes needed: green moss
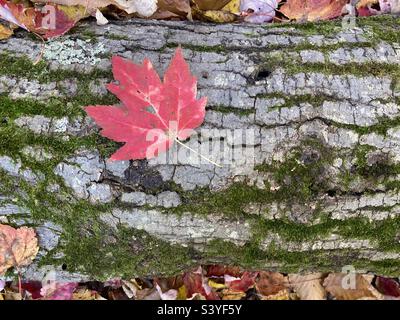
[48,223,195,279]
[270,59,400,80]
[257,93,333,111]
[106,34,130,41]
[352,145,400,179]
[0,53,111,83]
[204,239,400,275]
[207,105,254,116]
[169,140,330,220]
[167,42,228,54]
[265,18,342,36]
[0,94,117,118]
[357,15,400,44]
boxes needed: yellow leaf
[72,289,96,300]
[222,0,241,14]
[192,0,239,22]
[260,289,290,300]
[0,24,14,40]
[221,289,246,300]
[200,9,236,22]
[57,4,89,22]
[177,285,187,300]
[356,0,378,8]
[208,279,226,290]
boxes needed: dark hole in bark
[201,71,209,79]
[255,68,271,81]
[61,263,67,270]
[327,190,336,197]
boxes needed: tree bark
[0,16,399,281]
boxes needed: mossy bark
[0,16,400,281]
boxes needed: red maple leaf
[85,48,207,161]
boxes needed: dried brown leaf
[0,23,13,40]
[260,289,290,300]
[288,273,326,300]
[156,0,192,19]
[221,289,246,300]
[255,271,288,297]
[192,0,232,10]
[0,224,39,275]
[323,273,383,300]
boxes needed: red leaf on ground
[206,265,242,278]
[375,277,400,297]
[33,5,77,39]
[226,271,258,292]
[85,47,207,161]
[183,267,220,300]
[40,282,78,300]
[280,0,348,21]
[21,281,43,299]
[0,0,77,39]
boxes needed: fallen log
[0,16,399,281]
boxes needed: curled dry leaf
[280,0,348,22]
[323,273,383,300]
[288,273,326,300]
[0,23,12,39]
[255,271,288,297]
[156,0,192,19]
[121,279,140,299]
[0,224,39,275]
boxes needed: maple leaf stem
[17,270,22,297]
[174,138,222,168]
[32,32,45,66]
